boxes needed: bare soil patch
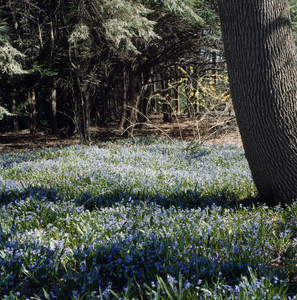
[0,114,242,152]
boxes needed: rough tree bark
[218,0,297,204]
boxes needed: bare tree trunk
[124,65,138,137]
[212,51,217,85]
[138,70,153,126]
[11,97,18,131]
[71,74,79,136]
[76,74,90,143]
[151,67,158,114]
[218,0,297,204]
[174,68,180,116]
[50,79,58,134]
[119,65,128,129]
[28,89,36,136]
[175,86,180,115]
[161,71,172,123]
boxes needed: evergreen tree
[0,12,25,120]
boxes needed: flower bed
[0,138,295,299]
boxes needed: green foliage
[143,0,203,23]
[0,106,14,120]
[0,22,8,44]
[68,23,91,44]
[0,43,25,75]
[0,20,24,75]
[0,16,25,120]
[0,0,220,137]
[102,0,159,53]
[99,0,203,54]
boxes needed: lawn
[0,137,296,299]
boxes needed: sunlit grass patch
[0,138,256,207]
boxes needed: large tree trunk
[218,0,297,204]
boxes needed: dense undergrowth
[0,137,297,299]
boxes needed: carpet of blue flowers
[1,137,297,299]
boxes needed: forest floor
[0,114,242,152]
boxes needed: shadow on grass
[0,225,268,299]
[0,183,259,211]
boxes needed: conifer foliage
[1,0,296,142]
[0,0,208,138]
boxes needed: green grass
[0,138,296,299]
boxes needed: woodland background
[0,0,296,146]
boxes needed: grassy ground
[0,137,296,299]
